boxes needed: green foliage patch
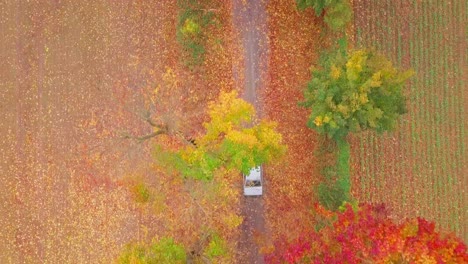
[323,1,352,31]
[314,130,351,212]
[317,161,350,211]
[118,237,186,264]
[177,0,216,67]
[296,0,353,31]
[204,232,227,259]
[336,137,350,193]
[302,48,414,140]
[152,144,219,181]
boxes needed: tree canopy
[155,90,286,180]
[296,0,353,31]
[302,49,414,139]
[266,203,468,263]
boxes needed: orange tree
[265,203,468,263]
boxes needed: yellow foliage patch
[222,213,244,230]
[203,90,255,144]
[370,71,383,87]
[181,18,200,36]
[330,64,341,80]
[346,49,367,82]
[314,116,323,126]
[225,129,258,149]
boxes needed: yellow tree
[156,90,286,180]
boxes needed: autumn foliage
[263,0,323,246]
[265,203,468,263]
[303,49,414,139]
[156,90,286,180]
[296,0,353,31]
[118,237,186,264]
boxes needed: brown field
[0,1,238,262]
[351,0,467,242]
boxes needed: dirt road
[232,0,269,263]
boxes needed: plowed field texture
[351,0,467,242]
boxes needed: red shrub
[265,203,468,263]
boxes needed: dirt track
[232,0,269,263]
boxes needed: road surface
[232,0,270,263]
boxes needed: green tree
[304,49,413,211]
[155,90,286,180]
[296,0,352,31]
[302,49,414,140]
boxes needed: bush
[315,133,351,211]
[317,181,348,212]
[117,237,186,264]
[335,137,350,191]
[323,0,352,31]
[296,0,353,31]
[176,0,215,67]
[302,49,414,140]
[317,161,350,211]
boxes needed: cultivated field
[351,0,467,242]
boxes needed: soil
[351,0,467,242]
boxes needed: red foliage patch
[266,203,468,263]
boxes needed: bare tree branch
[122,128,167,143]
[175,130,197,147]
[140,110,165,129]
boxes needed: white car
[243,166,263,196]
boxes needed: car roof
[245,166,261,181]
